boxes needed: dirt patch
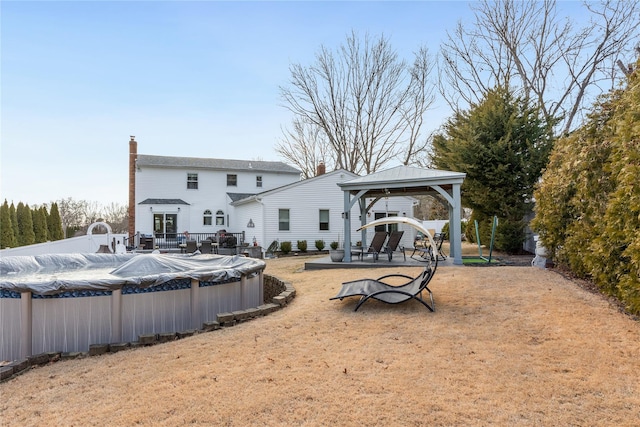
[1,256,639,426]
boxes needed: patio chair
[435,232,447,261]
[330,256,438,312]
[185,240,198,253]
[383,230,405,261]
[200,240,213,254]
[410,245,432,262]
[361,231,388,262]
[410,232,446,262]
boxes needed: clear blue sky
[1,1,582,207]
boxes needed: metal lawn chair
[434,233,447,261]
[384,230,405,261]
[361,231,387,262]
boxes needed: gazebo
[337,165,466,265]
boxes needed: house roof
[139,198,190,205]
[338,165,466,197]
[227,193,257,202]
[136,154,301,174]
[230,169,359,206]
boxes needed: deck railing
[124,232,245,251]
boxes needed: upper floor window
[216,210,225,225]
[227,174,237,186]
[319,209,329,230]
[203,209,212,226]
[187,173,198,189]
[256,176,262,187]
[278,209,290,231]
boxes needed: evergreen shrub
[280,241,292,254]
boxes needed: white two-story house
[133,153,301,241]
[130,139,416,251]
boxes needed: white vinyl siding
[136,165,299,236]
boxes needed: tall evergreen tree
[9,202,19,245]
[431,86,555,253]
[48,202,64,240]
[33,206,49,243]
[16,202,36,246]
[1,200,17,248]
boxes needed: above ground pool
[0,253,266,362]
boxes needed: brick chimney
[316,161,326,176]
[128,136,137,239]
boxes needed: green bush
[495,218,526,255]
[280,241,292,254]
[315,239,325,251]
[465,212,494,245]
[330,241,339,250]
[297,240,307,252]
[440,222,450,241]
[464,213,523,254]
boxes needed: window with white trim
[187,173,198,189]
[319,209,329,230]
[203,209,212,226]
[279,209,290,231]
[216,210,225,225]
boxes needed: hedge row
[532,59,640,314]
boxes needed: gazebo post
[343,191,352,262]
[450,183,463,265]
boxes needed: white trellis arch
[86,221,113,235]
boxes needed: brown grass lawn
[1,253,639,426]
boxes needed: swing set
[473,216,499,263]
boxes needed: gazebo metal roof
[338,165,465,197]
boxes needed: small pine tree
[9,202,19,244]
[0,200,17,248]
[16,202,36,246]
[32,206,49,243]
[48,202,64,240]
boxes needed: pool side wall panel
[1,272,264,362]
[32,295,112,356]
[0,297,22,362]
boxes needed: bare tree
[275,118,333,179]
[56,197,88,237]
[56,198,128,237]
[102,202,129,234]
[413,195,450,221]
[280,31,436,175]
[439,0,639,134]
[399,46,436,165]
